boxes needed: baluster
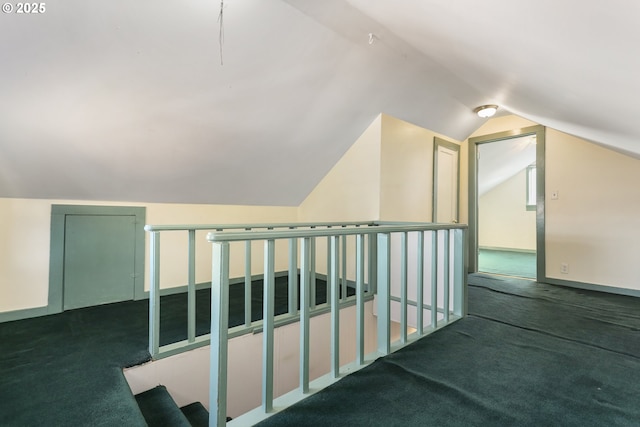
[417,231,425,336]
[368,232,377,294]
[188,229,196,343]
[288,233,298,315]
[310,235,316,308]
[263,239,276,412]
[330,235,340,378]
[326,232,331,306]
[443,230,450,324]
[453,228,467,317]
[149,231,161,357]
[341,234,347,300]
[244,236,252,328]
[400,232,408,344]
[377,233,391,356]
[300,237,311,393]
[209,241,230,426]
[356,234,365,365]
[431,230,438,329]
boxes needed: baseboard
[543,277,640,298]
[0,273,290,323]
[144,271,292,298]
[1,270,355,324]
[0,305,54,323]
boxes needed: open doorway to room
[477,136,537,278]
[468,125,545,281]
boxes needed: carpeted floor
[479,248,536,279]
[3,274,639,426]
[0,298,150,426]
[0,276,335,426]
[256,274,640,427]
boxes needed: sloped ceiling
[1,1,638,205]
[478,136,537,196]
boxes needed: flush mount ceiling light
[473,104,499,118]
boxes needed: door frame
[468,125,546,280]
[49,205,146,313]
[432,137,461,223]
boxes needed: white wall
[298,115,382,222]
[479,168,536,251]
[300,113,462,224]
[545,129,640,290]
[0,198,297,313]
[380,114,461,222]
[0,198,55,311]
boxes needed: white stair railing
[145,222,379,359]
[206,222,467,426]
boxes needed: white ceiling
[1,1,638,205]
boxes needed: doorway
[49,205,146,312]
[477,136,536,278]
[468,126,545,280]
[433,137,460,223]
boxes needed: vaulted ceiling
[1,1,638,205]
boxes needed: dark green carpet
[180,402,212,427]
[135,385,191,426]
[159,275,342,345]
[256,274,640,427]
[0,276,336,426]
[479,248,536,279]
[0,299,151,426]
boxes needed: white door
[434,139,460,223]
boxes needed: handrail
[207,223,466,241]
[205,221,467,426]
[144,221,378,232]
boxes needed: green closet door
[63,214,136,310]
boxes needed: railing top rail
[144,221,379,232]
[207,223,467,243]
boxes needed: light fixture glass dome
[474,104,498,118]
